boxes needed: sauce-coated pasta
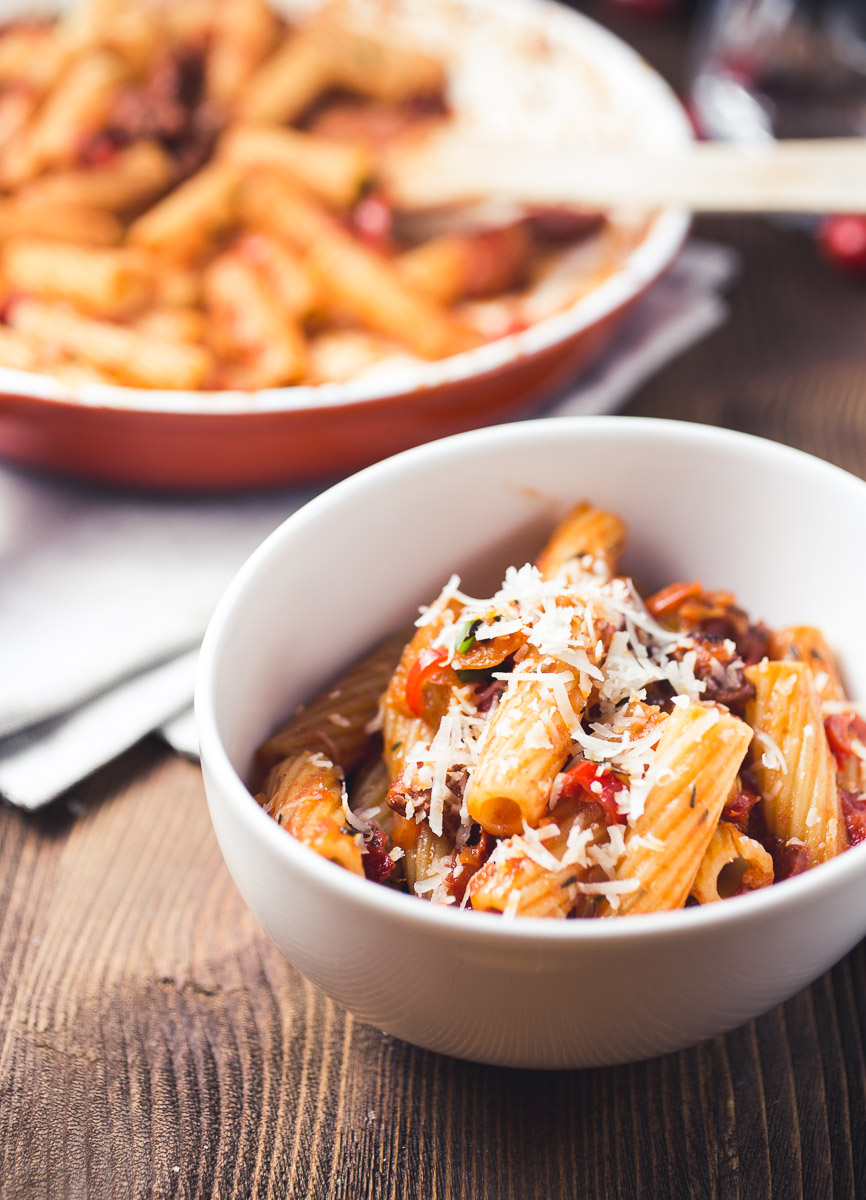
[255,503,866,916]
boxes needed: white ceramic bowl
[196,417,866,1068]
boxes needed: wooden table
[4,12,866,1200]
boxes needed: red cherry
[819,215,866,277]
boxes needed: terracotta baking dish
[0,0,690,490]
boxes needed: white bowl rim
[0,0,691,417]
[196,414,866,946]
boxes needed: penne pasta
[202,250,308,387]
[465,598,608,836]
[745,660,844,864]
[0,0,624,390]
[238,28,331,124]
[0,51,129,188]
[396,224,532,306]
[535,501,628,580]
[691,822,774,904]
[232,234,319,320]
[133,307,208,344]
[257,632,408,781]
[241,172,479,360]
[597,703,753,916]
[221,124,373,210]
[768,626,845,703]
[306,329,407,384]
[2,239,152,318]
[403,822,452,898]
[0,326,41,372]
[17,142,175,215]
[262,750,364,875]
[9,299,213,389]
[381,608,460,781]
[253,499,861,916]
[469,802,603,917]
[0,24,69,91]
[206,0,281,103]
[127,160,238,258]
[0,201,123,246]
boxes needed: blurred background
[573,0,866,274]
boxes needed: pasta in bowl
[196,417,866,1067]
[253,503,864,917]
[0,0,689,488]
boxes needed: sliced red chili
[559,760,628,824]
[645,579,702,620]
[405,646,448,718]
[445,827,495,902]
[825,712,866,770]
[722,784,762,832]
[840,790,866,847]
[361,827,395,884]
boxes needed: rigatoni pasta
[254,500,865,914]
[0,0,635,391]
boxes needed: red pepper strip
[722,785,762,833]
[840,790,866,847]
[405,647,448,718]
[559,760,628,824]
[645,579,702,620]
[362,827,395,884]
[825,712,866,770]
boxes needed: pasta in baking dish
[254,502,866,916]
[0,0,637,390]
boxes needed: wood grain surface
[4,8,866,1199]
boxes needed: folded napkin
[0,238,738,809]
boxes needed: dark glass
[690,0,866,140]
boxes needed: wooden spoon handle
[384,136,866,214]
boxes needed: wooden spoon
[382,134,866,214]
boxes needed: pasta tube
[240,173,480,360]
[598,703,753,915]
[202,252,308,387]
[0,202,123,247]
[380,604,462,781]
[745,660,844,863]
[127,161,238,258]
[469,803,602,917]
[307,330,404,385]
[0,24,69,91]
[0,327,41,371]
[232,235,319,320]
[691,822,774,904]
[465,597,608,836]
[403,822,452,898]
[767,626,845,703]
[221,125,373,210]
[206,0,280,103]
[1,51,128,187]
[262,751,363,875]
[257,632,408,780]
[321,17,445,104]
[17,142,175,215]
[9,300,213,390]
[2,240,152,318]
[349,758,392,836]
[396,224,532,306]
[133,308,208,345]
[535,502,628,580]
[238,29,331,123]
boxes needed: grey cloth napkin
[0,239,738,808]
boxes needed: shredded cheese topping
[396,557,743,907]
